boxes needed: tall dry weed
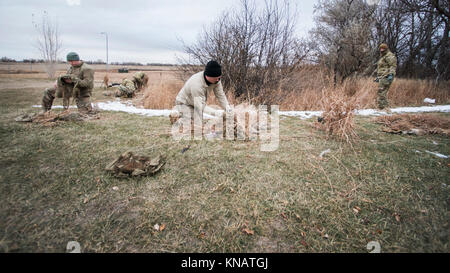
[316,86,359,143]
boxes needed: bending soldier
[115,78,137,98]
[132,71,149,91]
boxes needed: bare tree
[179,0,309,105]
[311,0,450,81]
[32,11,62,79]
[311,0,377,84]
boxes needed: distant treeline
[1,57,177,66]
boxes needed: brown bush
[315,86,360,143]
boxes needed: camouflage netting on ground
[15,110,99,125]
[105,151,165,177]
[375,114,450,136]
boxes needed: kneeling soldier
[42,52,95,113]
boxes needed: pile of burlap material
[375,114,450,136]
[15,110,99,126]
[105,151,165,177]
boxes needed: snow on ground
[425,150,449,159]
[33,100,450,119]
[95,100,172,117]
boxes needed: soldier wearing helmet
[375,43,397,110]
[42,52,95,113]
[132,71,149,91]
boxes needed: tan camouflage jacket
[175,71,230,116]
[66,62,95,96]
[377,50,397,78]
[121,79,136,91]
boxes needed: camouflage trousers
[42,78,92,113]
[377,78,392,109]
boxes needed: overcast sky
[0,0,317,64]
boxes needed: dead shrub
[316,87,359,143]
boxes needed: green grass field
[0,78,448,252]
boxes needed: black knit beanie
[204,60,222,77]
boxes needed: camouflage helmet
[66,52,80,61]
[379,43,388,50]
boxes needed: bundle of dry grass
[101,74,109,89]
[169,103,262,140]
[375,114,450,136]
[15,110,99,126]
[316,88,359,143]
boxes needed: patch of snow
[424,98,435,104]
[425,150,448,159]
[279,110,323,120]
[319,149,331,158]
[33,102,450,119]
[356,109,388,116]
[95,101,172,117]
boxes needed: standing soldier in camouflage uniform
[132,71,149,91]
[42,52,95,113]
[375,43,397,110]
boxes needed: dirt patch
[0,78,54,90]
[375,114,450,136]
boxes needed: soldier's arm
[75,68,94,88]
[387,55,397,76]
[213,82,230,110]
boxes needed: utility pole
[100,32,109,73]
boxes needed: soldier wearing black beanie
[174,60,231,122]
[204,60,222,77]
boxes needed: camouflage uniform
[132,71,148,91]
[376,48,397,109]
[42,61,95,113]
[115,78,137,98]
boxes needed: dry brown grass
[143,76,183,109]
[142,65,448,111]
[279,71,449,111]
[375,114,450,136]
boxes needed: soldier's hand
[61,75,72,83]
[70,75,80,83]
[225,106,234,115]
[387,74,393,82]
